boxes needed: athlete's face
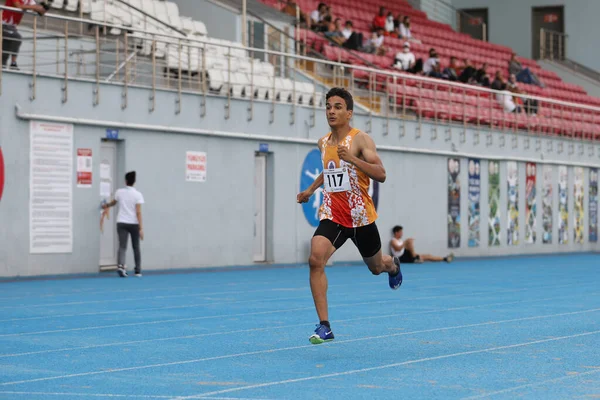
[326,96,352,128]
[395,229,403,239]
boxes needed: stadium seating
[260,0,600,138]
[55,0,323,106]
[289,0,600,106]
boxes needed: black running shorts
[313,219,382,258]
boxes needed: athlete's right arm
[297,138,324,203]
[297,173,323,203]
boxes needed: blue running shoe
[309,324,334,345]
[389,256,402,290]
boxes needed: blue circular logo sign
[300,149,323,227]
[300,148,380,227]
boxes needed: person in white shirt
[393,42,415,71]
[310,3,327,31]
[389,225,454,264]
[423,49,439,75]
[496,84,520,113]
[102,171,145,277]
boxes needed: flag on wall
[542,165,553,244]
[488,161,501,246]
[525,162,537,244]
[507,161,519,246]
[574,167,584,244]
[558,166,569,244]
[590,168,598,243]
[468,158,481,247]
[448,158,461,249]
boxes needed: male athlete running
[297,87,402,345]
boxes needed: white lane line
[461,368,600,399]
[0,391,276,400]
[2,307,599,387]
[0,280,451,323]
[2,290,597,358]
[0,280,594,338]
[175,329,600,399]
[0,277,443,310]
[0,283,560,338]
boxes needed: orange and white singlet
[318,128,378,228]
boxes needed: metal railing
[1,5,600,154]
[540,28,567,61]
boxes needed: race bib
[324,167,351,193]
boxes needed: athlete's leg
[309,220,345,344]
[363,249,397,275]
[309,235,337,322]
[352,222,402,290]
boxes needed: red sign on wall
[77,148,93,188]
[544,14,559,23]
[0,147,4,202]
[468,17,483,26]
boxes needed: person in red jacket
[371,6,386,31]
[2,0,48,69]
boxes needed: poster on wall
[488,161,501,246]
[29,121,74,254]
[525,162,537,244]
[76,148,93,188]
[0,147,4,203]
[507,161,519,246]
[448,158,461,249]
[574,167,584,244]
[590,168,598,243]
[542,165,553,244]
[468,158,481,247]
[186,151,207,182]
[558,165,569,244]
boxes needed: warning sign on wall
[186,151,207,182]
[77,148,93,188]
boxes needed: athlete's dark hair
[326,87,354,111]
[125,171,136,186]
[392,225,403,233]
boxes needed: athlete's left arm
[341,132,387,183]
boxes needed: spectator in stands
[341,20,364,51]
[442,56,459,81]
[324,18,346,46]
[458,59,477,83]
[509,53,544,88]
[392,42,415,71]
[393,13,403,35]
[399,16,420,43]
[372,6,386,32]
[363,27,386,56]
[422,48,439,75]
[310,3,327,31]
[506,73,518,90]
[2,0,48,70]
[497,83,520,113]
[385,11,395,36]
[491,71,505,91]
[506,80,538,115]
[474,63,491,87]
[428,62,443,79]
